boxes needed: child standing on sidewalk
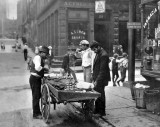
[112,53,119,86]
[117,52,128,86]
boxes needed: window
[68,22,88,46]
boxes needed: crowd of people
[23,38,128,119]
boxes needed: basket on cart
[144,90,160,114]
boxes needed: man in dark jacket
[90,41,111,116]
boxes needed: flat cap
[79,40,89,45]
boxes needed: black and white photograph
[0,0,160,127]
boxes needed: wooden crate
[133,87,146,109]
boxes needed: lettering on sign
[127,22,141,29]
[143,8,157,29]
[141,0,156,4]
[95,1,105,13]
[152,39,160,47]
[64,2,94,7]
[155,24,160,39]
[70,30,86,40]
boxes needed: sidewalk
[93,86,160,127]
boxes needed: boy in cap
[60,48,78,83]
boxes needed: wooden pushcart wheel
[40,84,51,123]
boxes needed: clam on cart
[40,73,101,123]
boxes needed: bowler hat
[90,40,101,49]
[39,46,49,54]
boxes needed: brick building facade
[18,0,142,57]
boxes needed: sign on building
[141,0,157,4]
[127,22,141,29]
[95,1,105,13]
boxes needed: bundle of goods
[76,81,94,90]
[45,74,75,90]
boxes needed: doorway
[94,23,111,55]
[119,20,128,53]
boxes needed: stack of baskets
[133,81,160,114]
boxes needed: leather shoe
[100,113,106,116]
[33,114,43,119]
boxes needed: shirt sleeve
[33,56,43,72]
[116,59,121,63]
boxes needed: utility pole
[128,0,136,99]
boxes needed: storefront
[94,0,129,56]
[140,0,160,87]
[37,0,94,56]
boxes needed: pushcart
[40,75,101,123]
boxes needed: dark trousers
[67,67,78,82]
[63,66,77,82]
[118,66,127,82]
[112,70,119,83]
[94,80,108,114]
[29,75,41,116]
[24,49,28,61]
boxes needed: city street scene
[1,0,160,127]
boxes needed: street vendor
[90,40,111,116]
[29,46,49,119]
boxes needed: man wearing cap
[29,46,49,119]
[90,40,111,116]
[75,40,94,83]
